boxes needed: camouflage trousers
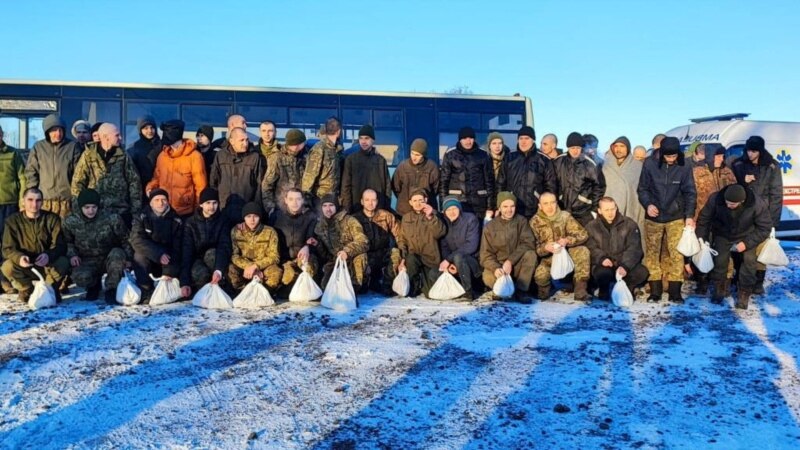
[42,199,71,220]
[187,249,218,289]
[281,255,319,287]
[1,256,70,293]
[366,248,401,291]
[71,248,127,289]
[321,253,368,290]
[481,249,538,293]
[534,245,590,286]
[644,219,685,282]
[228,263,283,291]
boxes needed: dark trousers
[405,253,439,296]
[133,251,180,290]
[712,235,757,289]
[450,253,480,294]
[592,264,649,297]
[0,204,19,289]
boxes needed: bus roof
[666,119,800,147]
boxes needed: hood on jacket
[612,136,631,156]
[42,114,66,141]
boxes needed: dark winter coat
[696,185,772,251]
[127,134,162,186]
[26,132,82,201]
[0,141,27,205]
[341,147,391,212]
[353,209,398,254]
[499,147,558,218]
[440,211,480,261]
[261,147,306,213]
[180,209,231,286]
[391,157,440,216]
[2,210,66,266]
[637,151,697,223]
[479,214,537,271]
[554,153,605,218]
[397,210,447,268]
[731,150,783,227]
[269,208,317,261]
[439,144,496,214]
[130,206,183,263]
[209,147,265,223]
[585,212,644,271]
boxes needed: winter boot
[694,274,709,296]
[753,270,766,295]
[710,280,726,305]
[647,281,663,303]
[17,289,32,304]
[668,281,684,304]
[84,284,102,301]
[104,289,117,304]
[722,279,732,297]
[736,288,752,310]
[51,283,62,303]
[537,284,552,300]
[573,280,590,302]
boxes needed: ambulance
[664,113,800,238]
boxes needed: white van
[665,114,799,238]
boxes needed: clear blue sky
[5,0,800,150]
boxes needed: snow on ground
[2,256,800,449]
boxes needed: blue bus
[0,80,533,166]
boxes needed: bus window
[28,117,44,148]
[375,129,404,167]
[342,109,371,127]
[81,101,120,127]
[237,105,288,125]
[482,113,523,131]
[181,104,231,129]
[0,117,22,148]
[126,102,179,126]
[290,108,337,127]
[374,110,402,128]
[438,112,480,131]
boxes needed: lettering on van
[679,134,720,144]
[776,149,792,174]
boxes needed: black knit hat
[285,129,307,146]
[458,126,476,140]
[566,132,585,148]
[199,188,219,205]
[745,136,766,153]
[724,184,746,203]
[660,137,681,156]
[160,120,185,146]
[149,188,169,202]
[358,124,375,139]
[517,126,536,140]
[91,122,104,134]
[77,189,101,208]
[196,125,214,142]
[715,146,727,156]
[241,202,263,220]
[320,193,339,208]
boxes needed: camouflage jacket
[301,138,344,199]
[259,139,282,161]
[529,207,588,257]
[314,211,369,261]
[353,209,399,253]
[63,209,133,260]
[692,162,736,221]
[231,223,280,270]
[261,147,306,213]
[71,143,143,216]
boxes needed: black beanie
[724,185,746,203]
[566,132,585,148]
[199,188,219,205]
[320,193,339,208]
[196,125,214,142]
[715,146,727,156]
[358,124,375,139]
[77,189,101,208]
[745,136,766,153]
[241,202,263,220]
[91,122,104,134]
[160,120,185,146]
[458,126,476,140]
[517,126,536,140]
[149,188,169,202]
[660,137,681,155]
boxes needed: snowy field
[2,255,800,449]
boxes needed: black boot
[736,288,752,310]
[668,281,684,304]
[104,289,117,304]
[647,281,662,303]
[695,274,709,296]
[84,284,102,301]
[753,270,766,295]
[710,280,726,305]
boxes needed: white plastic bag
[321,257,358,311]
[392,269,410,297]
[691,238,718,273]
[427,272,466,300]
[289,264,323,302]
[757,228,789,267]
[492,274,515,298]
[148,274,182,306]
[676,227,701,257]
[116,270,142,306]
[611,272,634,307]
[550,244,575,280]
[193,282,233,309]
[28,268,56,310]
[233,276,275,308]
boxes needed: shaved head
[227,114,246,131]
[98,123,118,136]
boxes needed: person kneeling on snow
[439,195,481,301]
[313,194,369,292]
[530,192,591,300]
[1,188,70,303]
[269,188,319,291]
[397,188,447,297]
[229,202,282,292]
[179,188,231,298]
[585,197,649,301]
[63,189,132,302]
[696,184,771,309]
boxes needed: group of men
[0,113,783,309]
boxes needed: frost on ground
[1,257,800,449]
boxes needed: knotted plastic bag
[116,270,141,306]
[392,269,410,297]
[676,227,701,257]
[427,272,466,300]
[289,263,323,302]
[233,276,275,309]
[148,274,182,306]
[193,282,233,309]
[321,257,358,311]
[611,272,634,308]
[550,244,575,280]
[492,274,515,298]
[28,268,56,310]
[757,228,789,267]
[691,238,718,273]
